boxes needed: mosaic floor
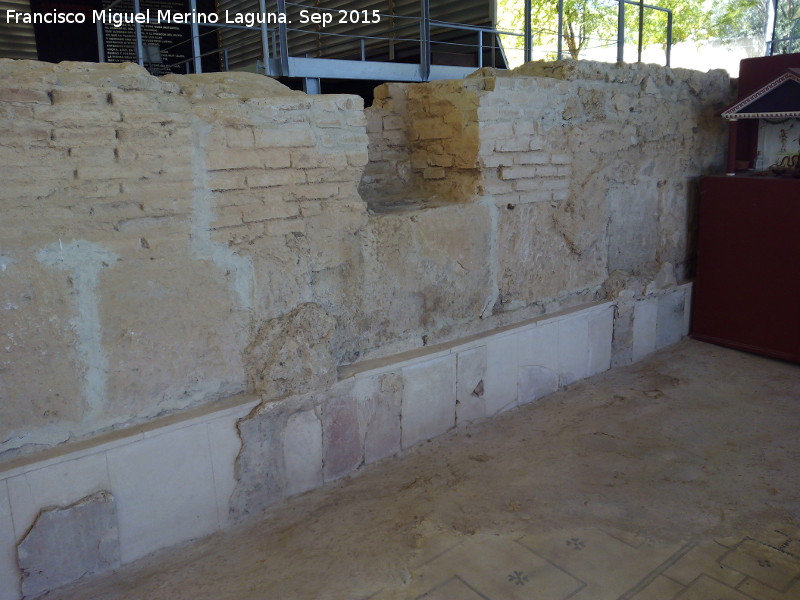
[45,340,800,600]
[402,526,800,600]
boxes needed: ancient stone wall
[1,58,731,462]
[0,57,733,599]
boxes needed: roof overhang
[722,68,800,120]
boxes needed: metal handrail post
[768,0,778,55]
[617,0,625,63]
[637,0,644,62]
[134,0,144,66]
[96,20,105,62]
[189,0,202,73]
[478,31,483,67]
[420,0,431,81]
[557,0,563,59]
[259,0,270,70]
[665,9,672,66]
[276,0,290,76]
[524,0,531,63]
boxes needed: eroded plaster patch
[189,118,255,311]
[37,240,117,419]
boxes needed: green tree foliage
[710,0,767,41]
[497,0,779,60]
[710,0,799,51]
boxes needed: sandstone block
[423,167,446,179]
[255,127,314,147]
[247,169,306,188]
[514,151,550,165]
[225,127,255,148]
[382,114,405,131]
[0,87,50,103]
[240,200,300,222]
[499,165,532,180]
[207,148,264,171]
[209,171,247,191]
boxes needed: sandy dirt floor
[47,339,800,599]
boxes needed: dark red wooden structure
[692,53,800,364]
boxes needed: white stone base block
[401,355,457,448]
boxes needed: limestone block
[0,260,84,452]
[206,410,250,528]
[484,334,519,416]
[254,126,314,148]
[518,322,559,373]
[106,424,218,563]
[5,453,111,550]
[656,288,686,350]
[499,165,533,180]
[360,203,493,352]
[497,202,606,306]
[632,296,659,362]
[284,409,324,496]
[610,292,636,368]
[0,483,19,600]
[514,151,550,165]
[518,365,560,405]
[98,251,248,427]
[401,355,457,449]
[495,137,529,153]
[456,346,487,425]
[607,183,660,272]
[17,491,120,599]
[357,373,403,465]
[230,404,290,518]
[321,381,362,482]
[588,306,614,376]
[683,285,693,336]
[557,315,590,386]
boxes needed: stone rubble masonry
[0,56,730,596]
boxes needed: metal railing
[95,0,677,85]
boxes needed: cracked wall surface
[1,58,731,464]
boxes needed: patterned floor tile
[738,576,800,600]
[518,528,684,600]
[719,539,800,592]
[410,534,584,600]
[662,539,747,587]
[674,574,753,599]
[417,576,489,600]
[628,574,685,600]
